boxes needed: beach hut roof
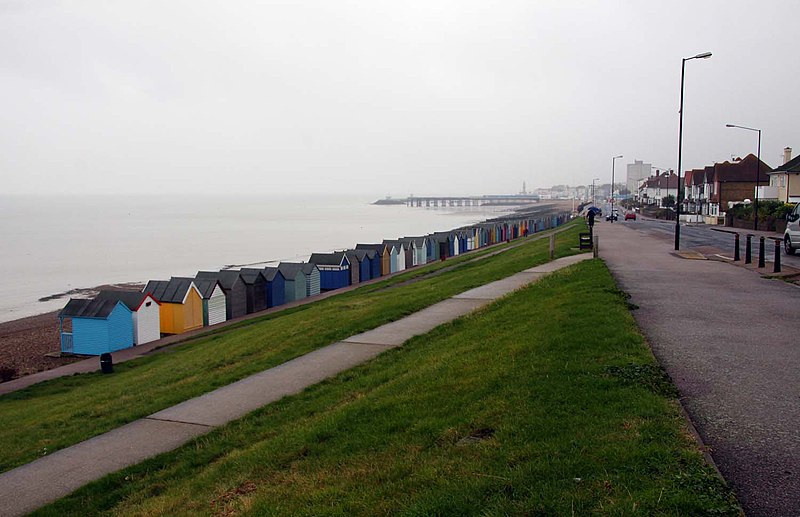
[144,278,200,304]
[196,270,242,290]
[344,249,368,262]
[355,243,386,254]
[59,298,122,319]
[238,268,267,285]
[173,277,220,299]
[401,236,425,247]
[360,248,377,259]
[301,263,319,275]
[309,252,349,266]
[278,262,306,279]
[95,290,158,311]
[382,239,404,250]
[263,266,284,282]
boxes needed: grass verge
[36,259,740,516]
[0,222,583,473]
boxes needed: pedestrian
[587,209,595,230]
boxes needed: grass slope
[0,223,582,473]
[36,260,739,516]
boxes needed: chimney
[785,147,793,164]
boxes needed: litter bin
[100,353,113,374]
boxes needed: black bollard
[774,239,781,273]
[745,234,752,264]
[758,236,765,268]
[734,233,740,261]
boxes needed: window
[145,301,152,307]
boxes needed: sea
[0,194,515,323]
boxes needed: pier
[404,194,540,207]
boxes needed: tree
[662,195,675,208]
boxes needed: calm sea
[0,195,513,323]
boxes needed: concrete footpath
[0,253,590,516]
[597,222,800,517]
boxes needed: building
[58,299,134,355]
[143,278,204,334]
[767,147,800,203]
[196,270,247,321]
[627,160,652,200]
[638,171,679,207]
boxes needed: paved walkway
[597,222,800,517]
[0,253,590,516]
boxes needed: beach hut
[345,249,371,283]
[430,233,450,260]
[302,263,321,297]
[356,244,390,276]
[309,252,351,291]
[360,248,381,279]
[196,270,247,320]
[95,290,160,345]
[382,241,399,273]
[58,299,134,355]
[175,277,226,326]
[143,278,204,334]
[238,268,268,313]
[399,237,418,267]
[426,235,440,262]
[278,263,307,303]
[263,266,286,308]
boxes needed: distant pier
[375,195,541,207]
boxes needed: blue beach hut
[263,267,286,308]
[309,252,351,291]
[58,298,134,355]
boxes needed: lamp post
[610,155,623,223]
[726,124,762,230]
[675,51,712,250]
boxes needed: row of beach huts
[58,213,570,356]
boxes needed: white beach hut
[96,290,161,345]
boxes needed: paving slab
[523,252,592,273]
[344,298,486,346]
[453,272,542,301]
[0,418,209,517]
[151,342,393,427]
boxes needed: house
[263,266,286,308]
[196,270,247,320]
[95,290,160,345]
[238,268,268,313]
[143,278,204,334]
[309,251,351,291]
[278,263,308,303]
[638,170,679,207]
[355,243,390,276]
[685,154,771,221]
[58,299,134,355]
[768,148,800,203]
[302,263,321,297]
[176,277,226,326]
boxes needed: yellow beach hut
[143,278,204,335]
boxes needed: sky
[1,0,797,197]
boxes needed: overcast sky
[1,1,797,197]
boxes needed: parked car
[625,212,636,221]
[606,210,618,221]
[784,204,800,254]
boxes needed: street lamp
[675,51,712,251]
[726,124,762,230]
[610,155,623,223]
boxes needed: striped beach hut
[263,267,286,308]
[309,252,351,291]
[196,270,247,321]
[58,299,134,355]
[302,263,321,297]
[96,290,160,345]
[143,278,204,335]
[356,243,390,276]
[177,277,226,326]
[278,263,308,303]
[239,268,268,313]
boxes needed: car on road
[606,210,619,221]
[624,212,636,221]
[784,204,800,254]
